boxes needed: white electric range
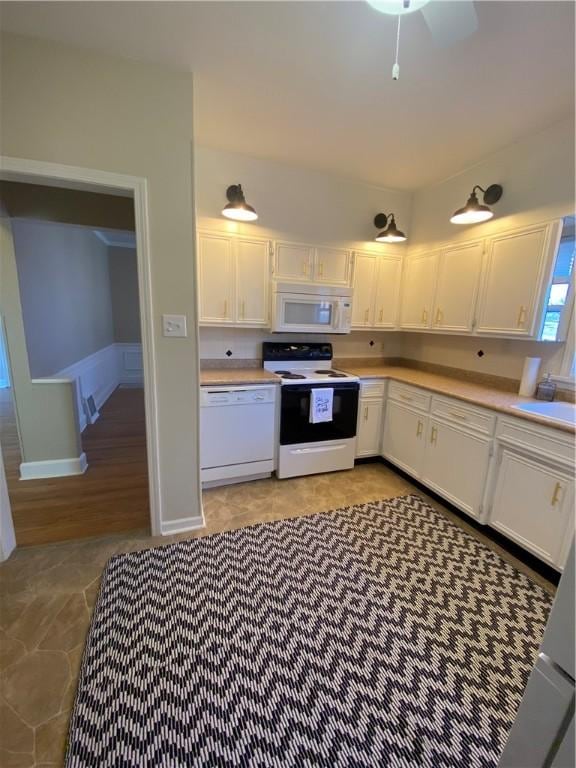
[262,342,360,479]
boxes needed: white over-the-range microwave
[271,282,353,334]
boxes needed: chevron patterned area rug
[67,494,552,767]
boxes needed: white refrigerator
[499,541,575,767]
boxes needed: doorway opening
[0,178,153,545]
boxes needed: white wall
[12,219,115,378]
[409,117,575,249]
[1,33,200,529]
[195,146,412,255]
[108,246,141,343]
[199,327,403,362]
[403,117,575,379]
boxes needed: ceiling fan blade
[421,0,478,47]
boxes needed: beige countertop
[199,363,575,434]
[200,368,280,386]
[341,364,576,434]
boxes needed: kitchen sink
[511,401,576,426]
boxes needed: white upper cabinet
[373,254,402,328]
[274,241,351,285]
[236,238,270,326]
[314,247,352,285]
[432,241,483,332]
[198,232,270,327]
[198,232,235,324]
[351,252,377,328]
[274,241,315,281]
[399,251,439,329]
[475,223,558,336]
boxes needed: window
[540,217,575,342]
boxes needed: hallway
[0,387,149,546]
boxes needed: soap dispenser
[535,373,556,402]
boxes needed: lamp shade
[222,184,258,222]
[450,184,503,225]
[374,213,407,243]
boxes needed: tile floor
[0,463,556,767]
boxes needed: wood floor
[0,386,150,546]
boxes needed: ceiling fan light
[221,184,258,222]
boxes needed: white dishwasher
[200,385,277,486]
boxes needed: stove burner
[274,370,291,374]
[280,372,306,380]
[328,372,347,378]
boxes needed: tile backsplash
[199,327,404,361]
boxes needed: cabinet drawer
[360,379,386,398]
[497,417,575,466]
[431,395,496,435]
[388,381,431,412]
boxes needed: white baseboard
[20,452,88,480]
[160,515,205,536]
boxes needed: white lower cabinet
[380,382,574,570]
[421,418,491,520]
[381,400,427,477]
[489,435,574,569]
[355,380,385,458]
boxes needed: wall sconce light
[374,212,407,243]
[450,184,503,225]
[221,184,258,222]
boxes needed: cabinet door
[374,255,402,328]
[236,238,270,326]
[381,400,427,478]
[433,241,483,332]
[399,251,438,329]
[351,253,377,328]
[476,225,553,336]
[198,233,235,324]
[314,247,352,285]
[421,419,491,519]
[489,448,574,568]
[356,399,383,457]
[274,241,314,281]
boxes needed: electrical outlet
[162,314,187,337]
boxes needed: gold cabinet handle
[422,308,428,324]
[302,262,308,276]
[364,308,369,323]
[400,394,413,402]
[517,305,527,327]
[364,406,368,422]
[416,420,423,437]
[223,299,228,318]
[379,308,384,323]
[551,481,562,507]
[449,411,467,421]
[318,263,324,277]
[241,300,246,320]
[430,425,437,444]
[435,308,443,325]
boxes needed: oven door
[272,293,346,333]
[280,382,359,445]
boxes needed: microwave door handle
[333,301,340,329]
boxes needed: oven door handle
[290,444,347,454]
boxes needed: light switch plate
[162,314,187,337]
